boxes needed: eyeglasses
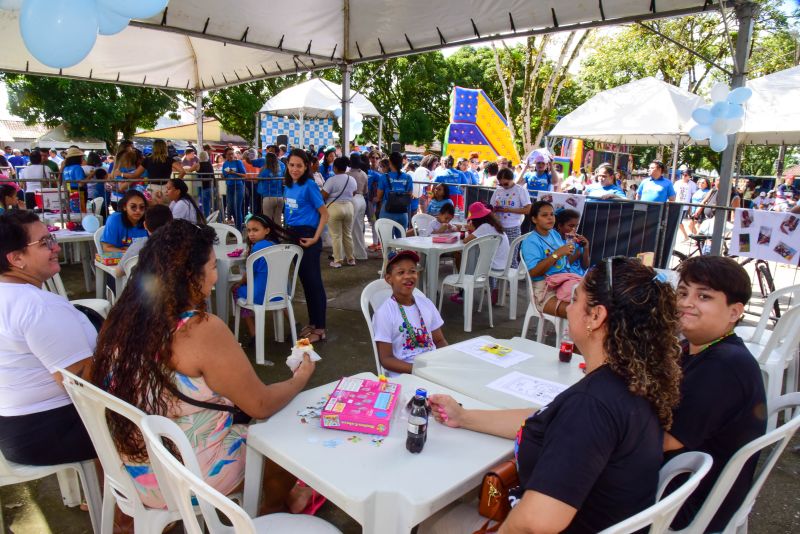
[26,233,58,251]
[469,160,479,164]
[127,203,146,212]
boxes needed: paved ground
[1,243,797,533]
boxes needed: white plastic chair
[140,415,341,534]
[735,283,800,345]
[118,255,139,294]
[46,272,112,318]
[411,212,436,236]
[360,279,427,375]
[520,256,567,347]
[598,451,713,534]
[59,369,184,534]
[670,392,800,534]
[742,305,800,430]
[437,234,501,332]
[488,232,531,320]
[209,222,243,245]
[89,196,104,216]
[93,226,125,299]
[207,209,220,223]
[0,447,102,533]
[233,244,303,365]
[375,218,406,277]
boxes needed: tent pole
[341,64,352,156]
[299,112,305,150]
[776,143,786,177]
[378,116,383,152]
[671,135,680,181]
[253,112,260,148]
[711,1,757,255]
[195,90,204,148]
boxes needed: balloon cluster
[8,0,168,69]
[333,108,364,140]
[688,82,752,152]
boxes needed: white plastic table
[214,243,245,321]
[242,372,513,534]
[53,230,95,292]
[386,235,464,299]
[413,336,586,409]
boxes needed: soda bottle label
[559,341,573,353]
[408,422,427,435]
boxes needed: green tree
[398,108,433,145]
[2,74,179,152]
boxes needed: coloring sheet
[452,338,534,368]
[486,371,568,406]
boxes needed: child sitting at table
[408,202,457,236]
[231,214,290,346]
[372,250,448,376]
[462,201,509,303]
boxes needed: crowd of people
[0,139,783,533]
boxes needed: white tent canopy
[548,77,705,145]
[0,1,715,92]
[260,78,380,118]
[36,125,106,151]
[738,65,800,145]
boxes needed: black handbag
[385,190,412,213]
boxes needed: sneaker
[347,259,357,266]
[329,261,342,268]
[449,293,463,304]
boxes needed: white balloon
[711,118,729,135]
[709,82,730,103]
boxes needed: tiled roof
[782,164,800,177]
[0,119,50,140]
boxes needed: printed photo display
[731,208,800,265]
[534,191,587,218]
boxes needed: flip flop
[296,480,327,516]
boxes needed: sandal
[306,329,327,343]
[298,325,315,338]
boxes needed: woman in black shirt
[127,139,185,204]
[428,258,683,533]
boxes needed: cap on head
[386,249,420,272]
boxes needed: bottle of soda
[559,331,574,363]
[406,388,428,453]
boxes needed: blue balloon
[333,108,342,118]
[96,0,167,20]
[692,106,713,125]
[709,133,728,152]
[727,87,753,105]
[97,9,129,36]
[710,102,728,118]
[20,0,98,68]
[689,124,712,141]
[82,214,100,234]
[725,103,744,120]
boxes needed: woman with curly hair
[422,257,682,533]
[91,220,316,513]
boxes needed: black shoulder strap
[166,381,237,414]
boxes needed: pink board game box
[432,233,459,244]
[321,376,401,436]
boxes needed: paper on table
[452,338,534,368]
[486,371,568,406]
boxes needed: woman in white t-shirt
[322,157,358,268]
[0,210,96,466]
[166,178,206,225]
[372,250,448,375]
[413,155,439,214]
[18,150,51,209]
[463,201,510,302]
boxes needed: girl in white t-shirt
[463,201,510,303]
[371,250,448,376]
[489,168,531,268]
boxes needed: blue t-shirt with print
[320,164,335,181]
[637,177,676,203]
[520,229,569,281]
[62,164,85,189]
[434,169,467,197]
[284,179,324,227]
[367,170,382,200]
[567,244,586,275]
[378,171,414,195]
[236,239,279,305]
[101,212,148,249]
[257,161,286,197]
[427,198,454,215]
[585,183,626,200]
[222,160,247,189]
[523,171,551,193]
[465,169,480,185]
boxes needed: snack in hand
[294,337,314,353]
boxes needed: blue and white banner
[261,116,335,149]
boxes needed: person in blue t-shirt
[284,149,329,343]
[555,208,590,276]
[319,147,336,181]
[257,152,286,225]
[636,160,676,203]
[100,190,148,252]
[520,200,583,318]
[434,155,467,211]
[221,147,247,228]
[378,152,415,230]
[426,183,455,215]
[519,154,552,194]
[585,163,627,201]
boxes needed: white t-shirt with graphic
[674,179,698,203]
[489,185,531,228]
[372,295,444,377]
